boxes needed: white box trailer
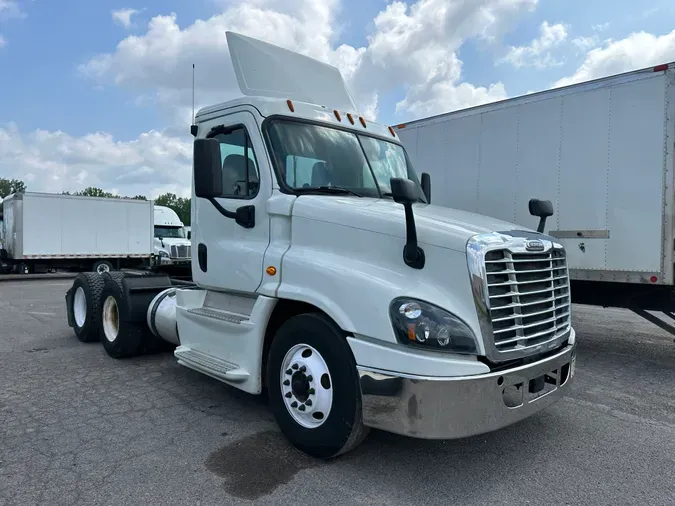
[1,192,154,274]
[396,62,675,335]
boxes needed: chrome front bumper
[358,343,576,439]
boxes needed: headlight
[158,250,169,258]
[389,297,478,354]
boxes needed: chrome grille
[485,248,570,353]
[170,245,191,259]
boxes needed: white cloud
[554,29,675,88]
[111,8,139,29]
[81,0,536,124]
[0,34,5,48]
[0,0,22,20]
[0,123,192,198]
[501,21,568,68]
[572,35,600,52]
[592,22,610,32]
[2,0,543,197]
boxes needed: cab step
[174,346,249,383]
[187,307,249,324]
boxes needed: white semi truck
[1,192,154,274]
[64,32,576,458]
[153,205,191,267]
[395,62,675,337]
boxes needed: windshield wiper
[295,186,364,197]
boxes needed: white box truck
[63,32,576,459]
[395,63,675,336]
[1,192,154,274]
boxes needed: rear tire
[92,260,113,274]
[98,276,145,359]
[266,313,369,459]
[67,272,106,342]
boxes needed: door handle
[198,243,207,272]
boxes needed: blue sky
[0,0,674,197]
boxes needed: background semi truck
[153,205,192,268]
[64,31,576,458]
[1,192,154,274]
[396,62,675,336]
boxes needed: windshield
[154,226,185,239]
[266,119,424,200]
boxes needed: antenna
[190,63,198,137]
[192,63,195,124]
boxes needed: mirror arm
[401,202,425,269]
[207,198,255,229]
[536,217,547,234]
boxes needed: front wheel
[266,313,369,459]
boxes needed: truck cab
[68,31,576,459]
[153,205,191,266]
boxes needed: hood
[292,196,527,252]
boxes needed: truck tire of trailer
[92,260,113,274]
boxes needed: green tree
[74,187,118,198]
[0,178,26,199]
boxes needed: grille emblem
[525,239,545,252]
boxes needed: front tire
[266,313,369,459]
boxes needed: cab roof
[194,32,400,143]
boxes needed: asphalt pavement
[1,280,674,505]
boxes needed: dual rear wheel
[66,271,165,357]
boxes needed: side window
[212,127,260,198]
[285,155,325,188]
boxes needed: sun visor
[226,31,358,112]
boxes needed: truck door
[192,110,271,294]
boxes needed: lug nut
[283,379,290,386]
[285,369,292,375]
[299,366,306,373]
[285,392,292,398]
[298,404,306,411]
[305,399,312,406]
[291,401,298,408]
[307,375,313,382]
[308,388,315,395]
[292,363,299,370]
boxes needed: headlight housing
[158,250,170,258]
[389,298,478,354]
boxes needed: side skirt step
[187,307,249,324]
[174,346,249,383]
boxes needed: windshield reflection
[266,119,424,200]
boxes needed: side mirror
[390,177,425,269]
[193,138,223,199]
[528,198,554,233]
[420,173,431,203]
[390,177,419,204]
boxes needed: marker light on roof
[388,126,396,137]
[286,99,295,112]
[653,64,669,72]
[359,116,367,128]
[334,110,342,121]
[346,113,355,125]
